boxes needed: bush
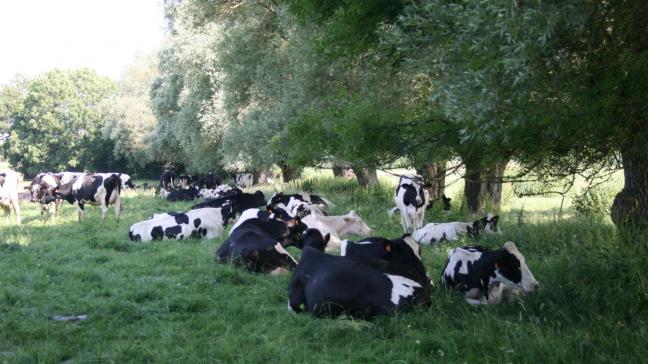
[572,188,612,216]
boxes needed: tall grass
[0,175,646,363]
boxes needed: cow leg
[77,203,85,221]
[288,284,305,313]
[114,195,121,222]
[399,210,408,233]
[487,282,505,304]
[13,199,20,225]
[2,206,9,225]
[55,199,62,217]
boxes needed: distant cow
[215,216,307,274]
[233,173,254,188]
[412,214,500,245]
[192,190,266,213]
[25,172,62,219]
[178,175,193,188]
[267,192,333,212]
[229,206,293,233]
[0,171,21,225]
[394,175,430,233]
[302,210,372,250]
[441,242,540,305]
[129,204,237,242]
[159,169,175,189]
[288,234,431,318]
[44,173,122,221]
[198,171,222,189]
[166,186,201,202]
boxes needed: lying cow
[44,173,122,221]
[178,174,193,188]
[288,233,431,318]
[441,242,540,305]
[412,214,500,245]
[199,185,240,199]
[267,192,333,212]
[229,206,293,233]
[192,190,266,213]
[233,173,254,188]
[0,171,21,225]
[129,204,237,242]
[215,216,307,274]
[285,197,325,218]
[394,175,430,233]
[302,210,372,250]
[166,186,201,202]
[340,234,421,261]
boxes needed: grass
[0,172,646,363]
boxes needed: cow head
[267,192,284,207]
[340,210,372,237]
[300,228,330,252]
[385,234,429,288]
[220,201,237,226]
[493,241,540,293]
[472,213,500,236]
[284,217,308,247]
[267,205,292,221]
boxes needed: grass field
[1,172,646,363]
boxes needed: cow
[199,185,240,199]
[96,173,135,189]
[288,233,431,318]
[285,197,324,218]
[215,216,307,274]
[197,171,222,189]
[178,174,193,188]
[55,171,85,185]
[44,173,122,221]
[441,242,540,305]
[229,206,293,233]
[192,190,266,213]
[129,204,237,242]
[159,169,175,189]
[267,191,334,212]
[302,210,372,250]
[24,172,62,219]
[233,173,254,188]
[340,234,421,262]
[166,186,201,202]
[0,171,21,225]
[394,175,430,233]
[412,214,500,245]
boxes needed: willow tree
[387,0,648,232]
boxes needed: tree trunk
[464,163,483,214]
[416,161,447,201]
[611,149,648,238]
[481,160,508,209]
[353,166,378,187]
[279,163,299,183]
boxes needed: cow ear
[323,233,330,244]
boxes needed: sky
[0,0,166,85]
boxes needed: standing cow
[44,173,122,221]
[0,171,21,225]
[394,175,430,233]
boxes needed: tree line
[1,0,647,235]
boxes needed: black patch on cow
[164,225,182,239]
[103,174,121,207]
[194,218,202,228]
[174,213,189,225]
[151,226,164,240]
[497,250,522,284]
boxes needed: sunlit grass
[0,171,645,363]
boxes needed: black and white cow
[394,175,430,233]
[44,173,122,221]
[129,204,237,242]
[178,174,193,188]
[412,214,500,245]
[159,169,175,189]
[55,171,85,185]
[0,171,21,225]
[288,234,431,318]
[24,172,62,219]
[441,242,540,305]
[340,234,421,262]
[192,190,266,213]
[233,173,254,188]
[166,186,201,202]
[215,216,307,274]
[229,206,293,233]
[196,171,221,189]
[267,191,333,212]
[199,185,241,199]
[96,173,135,189]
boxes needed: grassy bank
[0,176,646,363]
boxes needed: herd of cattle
[0,168,540,318]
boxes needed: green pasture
[0,173,646,363]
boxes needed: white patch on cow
[229,208,262,234]
[413,222,470,244]
[340,239,349,256]
[274,243,298,265]
[0,171,21,225]
[444,247,483,275]
[386,274,422,305]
